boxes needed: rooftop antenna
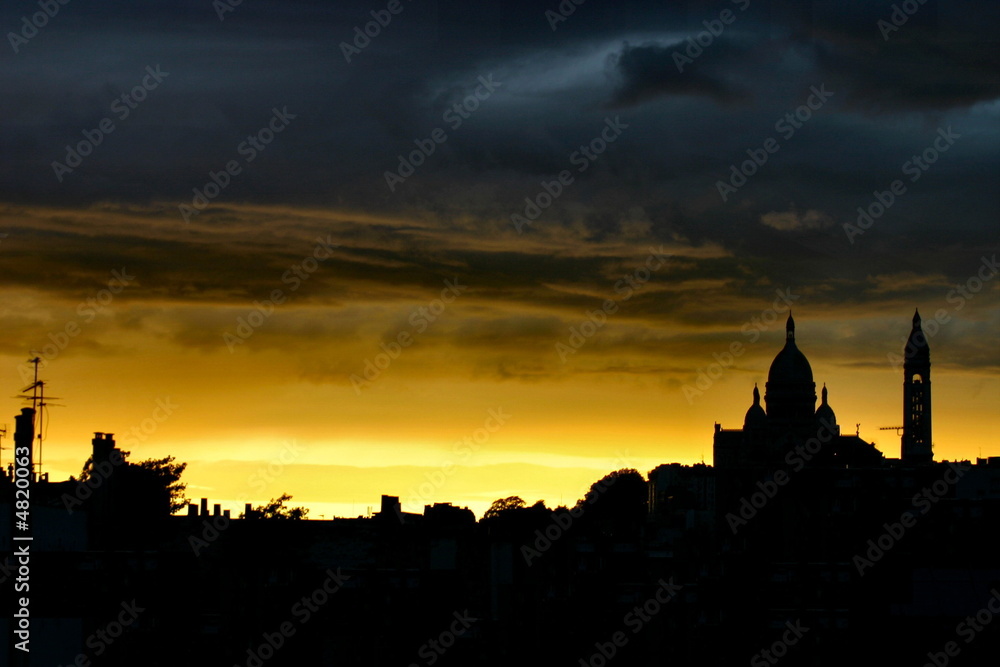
[856,423,860,437]
[0,424,7,468]
[18,357,63,477]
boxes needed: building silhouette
[2,310,998,666]
[714,313,884,471]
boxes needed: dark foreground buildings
[2,311,999,666]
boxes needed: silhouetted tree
[78,451,188,515]
[133,455,188,514]
[483,495,527,519]
[575,468,647,536]
[241,493,309,520]
[575,468,645,508]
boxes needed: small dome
[767,314,813,385]
[744,384,767,429]
[815,384,836,425]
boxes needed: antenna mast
[18,357,63,477]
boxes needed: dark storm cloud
[2,0,997,206]
[807,31,1000,113]
[1,0,997,379]
[794,0,1000,112]
[607,40,752,107]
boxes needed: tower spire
[902,310,932,464]
[786,312,795,340]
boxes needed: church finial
[821,383,828,404]
[753,383,760,404]
[913,308,921,325]
[786,312,795,340]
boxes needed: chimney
[92,431,113,465]
[213,504,221,517]
[200,498,208,516]
[224,509,231,519]
[14,408,36,473]
[245,502,253,518]
[187,503,198,517]
[380,494,401,516]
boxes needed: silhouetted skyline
[5,310,1000,665]
[1,0,997,521]
[2,2,999,663]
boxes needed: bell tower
[901,309,932,464]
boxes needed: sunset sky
[2,0,997,519]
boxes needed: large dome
[767,314,813,384]
[764,313,818,426]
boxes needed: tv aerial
[16,356,64,476]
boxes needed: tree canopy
[241,493,309,520]
[574,468,646,509]
[483,495,527,519]
[78,450,188,515]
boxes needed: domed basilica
[713,311,933,470]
